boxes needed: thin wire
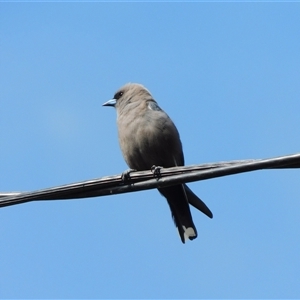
[0,152,299,208]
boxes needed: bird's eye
[114,91,123,100]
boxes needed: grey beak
[103,99,117,107]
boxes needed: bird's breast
[117,111,183,170]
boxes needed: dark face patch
[114,91,124,100]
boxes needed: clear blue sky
[1,2,300,298]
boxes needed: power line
[1,152,299,208]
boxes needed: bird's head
[103,83,153,112]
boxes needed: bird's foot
[121,168,137,182]
[151,165,163,178]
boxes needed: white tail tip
[182,226,196,241]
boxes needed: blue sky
[1,2,300,298]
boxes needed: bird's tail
[184,184,213,219]
[158,185,198,243]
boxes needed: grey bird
[103,83,213,243]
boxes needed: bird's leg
[121,168,137,182]
[151,165,163,178]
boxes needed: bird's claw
[121,168,137,182]
[151,165,163,177]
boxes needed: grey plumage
[103,83,212,243]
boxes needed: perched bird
[103,83,213,243]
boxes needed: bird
[103,83,213,243]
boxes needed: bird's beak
[102,99,116,107]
